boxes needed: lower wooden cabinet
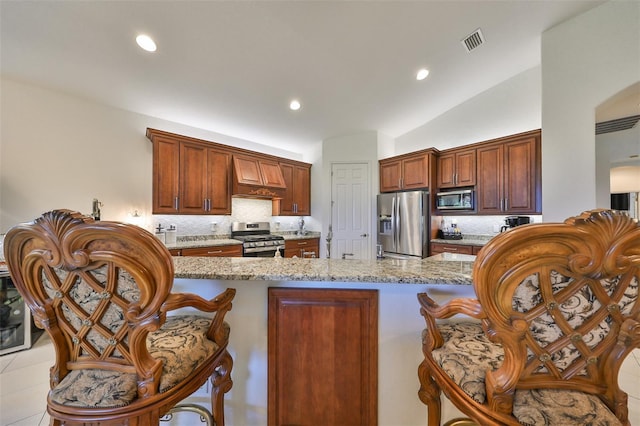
[180,244,243,257]
[430,242,480,255]
[284,238,320,258]
[268,288,378,426]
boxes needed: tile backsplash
[153,198,319,236]
[434,214,542,236]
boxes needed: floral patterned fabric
[430,321,622,425]
[50,315,221,408]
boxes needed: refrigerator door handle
[395,195,401,249]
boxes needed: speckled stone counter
[172,254,473,285]
[164,238,242,250]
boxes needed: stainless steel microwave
[436,189,474,210]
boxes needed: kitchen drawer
[168,248,182,256]
[430,242,473,255]
[181,244,243,257]
[284,238,320,258]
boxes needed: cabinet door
[504,138,537,213]
[207,149,232,214]
[402,154,429,190]
[268,288,378,426]
[180,142,208,214]
[278,163,296,215]
[437,153,456,188]
[379,160,402,193]
[260,159,287,188]
[152,137,180,213]
[455,149,476,187]
[233,155,264,186]
[292,164,311,215]
[284,238,319,258]
[476,144,504,214]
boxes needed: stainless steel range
[231,222,285,257]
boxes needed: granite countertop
[164,231,322,250]
[172,253,474,285]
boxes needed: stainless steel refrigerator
[377,190,430,259]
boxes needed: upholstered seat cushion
[429,321,622,426]
[50,315,222,408]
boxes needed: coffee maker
[500,216,531,232]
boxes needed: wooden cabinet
[168,248,182,256]
[268,288,378,426]
[148,129,232,215]
[430,242,474,255]
[180,244,243,257]
[476,130,541,214]
[379,149,436,193]
[233,154,287,188]
[437,148,476,188]
[273,161,311,216]
[284,237,319,258]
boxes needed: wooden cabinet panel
[181,244,243,257]
[207,150,232,214]
[152,136,180,213]
[379,160,403,192]
[379,150,435,193]
[233,155,286,188]
[180,142,209,214]
[284,238,319,258]
[275,162,311,216]
[477,130,540,214]
[430,242,474,255]
[438,149,476,189]
[477,144,504,213]
[268,288,378,426]
[168,248,182,256]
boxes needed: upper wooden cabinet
[148,129,232,215]
[233,155,286,189]
[379,149,436,193]
[274,161,311,216]
[476,130,541,214]
[437,148,476,189]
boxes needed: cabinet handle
[504,198,508,210]
[207,250,223,254]
[297,241,308,246]
[174,197,179,210]
[302,251,316,258]
[208,199,212,211]
[446,247,458,252]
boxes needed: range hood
[232,155,286,199]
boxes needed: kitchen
[1,1,639,425]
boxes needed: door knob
[360,233,369,237]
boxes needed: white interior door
[331,162,371,259]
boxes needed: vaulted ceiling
[3,0,629,155]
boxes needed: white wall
[395,65,541,153]
[0,78,315,233]
[541,0,640,221]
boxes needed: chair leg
[418,359,442,426]
[211,350,233,426]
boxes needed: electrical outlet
[210,222,217,232]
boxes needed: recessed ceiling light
[416,68,430,81]
[289,100,301,111]
[136,34,157,52]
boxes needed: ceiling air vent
[461,28,485,53]
[595,115,640,135]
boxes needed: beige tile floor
[1,333,639,426]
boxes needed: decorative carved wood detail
[418,209,640,425]
[4,210,236,426]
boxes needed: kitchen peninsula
[171,254,476,425]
